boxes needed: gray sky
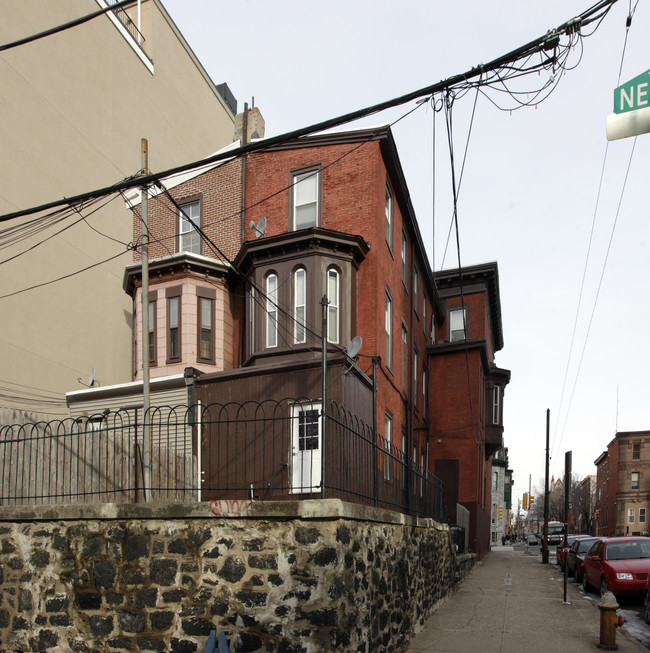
[163,0,650,503]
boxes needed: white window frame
[179,200,201,254]
[385,288,393,369]
[493,386,501,425]
[327,268,339,344]
[290,402,322,493]
[293,268,306,344]
[401,230,408,288]
[450,307,467,342]
[632,472,640,490]
[385,182,393,250]
[292,169,320,230]
[266,273,278,348]
[628,508,635,524]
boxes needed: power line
[0,0,145,53]
[0,0,617,226]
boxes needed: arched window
[327,268,339,343]
[293,268,306,344]
[266,273,278,348]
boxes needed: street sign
[607,69,650,140]
[614,70,650,114]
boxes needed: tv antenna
[249,216,267,238]
[78,366,98,388]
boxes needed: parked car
[526,533,539,546]
[582,537,650,597]
[558,535,590,571]
[567,537,602,581]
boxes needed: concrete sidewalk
[406,547,647,652]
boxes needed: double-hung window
[493,386,501,424]
[628,508,635,524]
[450,307,467,342]
[413,267,419,315]
[179,200,201,254]
[197,288,215,362]
[292,168,320,230]
[401,230,408,288]
[633,443,641,460]
[327,268,339,344]
[266,274,278,348]
[385,288,393,369]
[632,472,640,490]
[385,183,393,251]
[147,296,156,365]
[640,508,647,524]
[293,268,306,344]
[166,286,182,362]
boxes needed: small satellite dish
[249,216,267,238]
[78,366,97,388]
[345,336,362,359]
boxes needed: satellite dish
[249,216,267,238]
[78,366,97,388]
[345,336,362,359]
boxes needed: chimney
[234,103,265,144]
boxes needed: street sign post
[607,69,650,140]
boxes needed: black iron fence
[0,400,447,522]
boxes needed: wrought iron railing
[0,400,447,522]
[105,0,151,61]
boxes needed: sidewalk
[406,547,648,652]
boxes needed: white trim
[95,0,154,74]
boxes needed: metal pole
[563,450,572,603]
[141,138,151,501]
[372,356,378,507]
[542,408,550,563]
[320,295,328,500]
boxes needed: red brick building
[118,122,509,555]
[595,431,650,537]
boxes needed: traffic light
[523,493,529,509]
[529,495,535,507]
[595,509,600,519]
[498,505,503,520]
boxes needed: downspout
[239,103,249,367]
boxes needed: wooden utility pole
[140,138,151,501]
[542,408,550,563]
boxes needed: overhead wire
[0,0,618,226]
[550,0,638,468]
[0,0,145,53]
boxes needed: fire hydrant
[598,591,625,650]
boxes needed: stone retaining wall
[0,500,472,653]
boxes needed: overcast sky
[163,0,650,504]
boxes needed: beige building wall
[0,1,236,419]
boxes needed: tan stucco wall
[0,1,236,417]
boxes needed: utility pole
[140,138,151,501]
[542,408,550,563]
[563,450,572,603]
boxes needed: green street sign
[614,70,650,114]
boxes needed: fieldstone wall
[0,500,471,653]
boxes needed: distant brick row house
[595,430,650,537]
[67,116,510,557]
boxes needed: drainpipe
[240,102,248,245]
[321,295,329,499]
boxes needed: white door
[291,403,322,493]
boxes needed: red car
[582,537,650,597]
